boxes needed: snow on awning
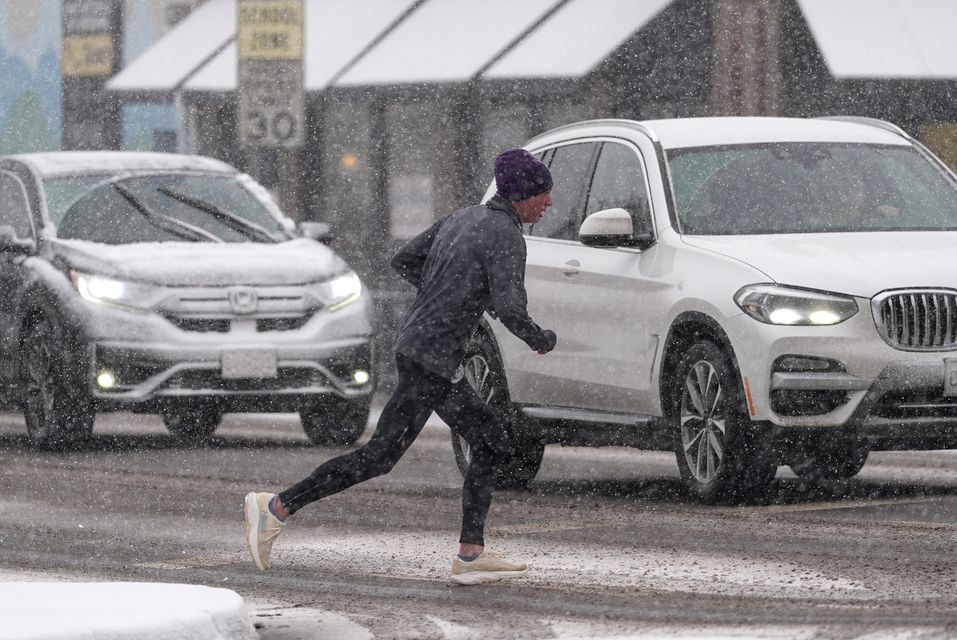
[482,0,673,80]
[333,0,560,87]
[183,0,420,93]
[183,42,236,93]
[111,0,418,96]
[106,0,235,98]
[797,0,957,79]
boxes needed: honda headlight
[317,271,362,311]
[70,270,160,312]
[734,284,858,326]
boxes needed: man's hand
[537,329,557,354]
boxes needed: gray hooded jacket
[391,194,555,379]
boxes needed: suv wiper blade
[113,184,223,243]
[156,187,277,243]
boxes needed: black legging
[279,353,513,546]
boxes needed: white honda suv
[452,116,957,503]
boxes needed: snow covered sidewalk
[0,582,257,640]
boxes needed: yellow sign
[62,34,114,77]
[238,1,303,60]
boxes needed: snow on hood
[681,232,957,298]
[52,237,349,286]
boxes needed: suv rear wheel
[670,340,777,503]
[20,316,94,449]
[450,332,544,490]
[300,396,370,446]
[162,400,222,443]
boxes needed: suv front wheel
[670,340,777,503]
[20,316,94,449]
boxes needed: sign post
[237,0,305,149]
[61,0,123,150]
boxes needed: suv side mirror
[579,208,638,247]
[299,221,333,243]
[0,225,34,255]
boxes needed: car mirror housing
[299,221,333,242]
[579,208,643,248]
[0,225,34,255]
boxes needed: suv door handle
[562,259,580,277]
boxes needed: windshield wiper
[156,187,277,243]
[113,184,223,243]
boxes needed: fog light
[97,371,117,388]
[352,370,370,385]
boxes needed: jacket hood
[51,238,348,286]
[681,232,957,298]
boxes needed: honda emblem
[228,287,258,314]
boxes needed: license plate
[222,348,278,379]
[944,359,957,397]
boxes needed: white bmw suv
[452,116,957,502]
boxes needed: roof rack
[525,118,660,145]
[817,116,909,140]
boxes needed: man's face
[513,190,553,224]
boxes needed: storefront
[108,0,957,378]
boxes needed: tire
[789,434,869,481]
[669,340,777,504]
[300,396,370,446]
[449,332,544,490]
[19,316,95,450]
[162,400,222,444]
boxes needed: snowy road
[0,411,955,639]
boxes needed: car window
[669,143,957,234]
[0,172,34,239]
[55,173,290,244]
[585,142,652,235]
[531,142,596,240]
[42,176,112,226]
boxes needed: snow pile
[0,582,257,640]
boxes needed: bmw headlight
[70,270,160,312]
[734,284,858,326]
[317,271,362,311]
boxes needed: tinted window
[669,143,957,234]
[585,142,652,234]
[531,142,596,239]
[0,173,33,238]
[55,173,289,244]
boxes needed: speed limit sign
[238,0,304,148]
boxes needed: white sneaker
[451,550,529,585]
[244,492,285,570]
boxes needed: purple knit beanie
[494,149,553,202]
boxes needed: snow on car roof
[5,151,236,178]
[645,117,912,150]
[531,117,913,151]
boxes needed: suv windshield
[668,143,957,235]
[48,173,289,244]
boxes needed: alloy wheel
[456,353,497,464]
[22,326,55,440]
[679,360,727,484]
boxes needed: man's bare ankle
[270,496,290,521]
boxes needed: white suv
[452,116,957,502]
